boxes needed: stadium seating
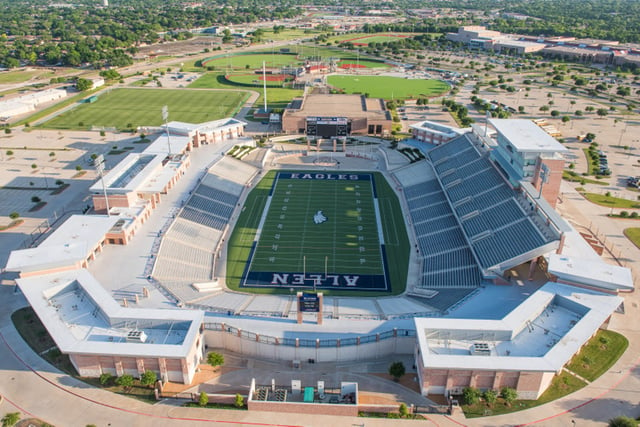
[428,134,558,270]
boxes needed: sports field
[225,73,294,88]
[202,53,300,69]
[41,88,248,130]
[327,75,449,100]
[226,171,409,295]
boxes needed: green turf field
[224,73,294,88]
[250,173,383,276]
[41,88,248,130]
[202,53,299,69]
[189,72,302,110]
[327,75,449,100]
[226,170,409,295]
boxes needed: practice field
[202,53,300,69]
[227,171,409,295]
[224,73,294,88]
[41,88,248,130]
[327,75,450,100]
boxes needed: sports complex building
[5,112,634,403]
[281,93,393,137]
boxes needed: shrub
[6,150,12,156]
[606,191,612,197]
[207,352,224,368]
[608,416,637,427]
[99,373,113,385]
[199,391,209,407]
[75,165,83,171]
[9,212,19,220]
[398,403,409,417]
[31,163,37,169]
[1,412,20,427]
[388,361,405,381]
[630,212,638,219]
[620,211,629,218]
[4,127,11,134]
[235,393,244,408]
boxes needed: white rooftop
[16,269,204,358]
[415,282,622,372]
[167,118,247,136]
[489,119,568,153]
[5,215,118,273]
[409,120,468,137]
[145,133,191,156]
[547,253,634,292]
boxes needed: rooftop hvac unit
[472,342,491,355]
[126,330,148,343]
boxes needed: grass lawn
[40,88,248,130]
[462,329,628,418]
[624,227,640,249]
[327,75,449,100]
[11,307,77,375]
[562,170,608,185]
[462,371,587,418]
[226,171,408,295]
[0,69,54,84]
[581,192,640,209]
[566,330,628,381]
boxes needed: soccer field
[41,88,248,130]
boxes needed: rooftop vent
[126,330,147,343]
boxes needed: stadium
[5,114,634,408]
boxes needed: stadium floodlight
[262,61,268,112]
[94,154,110,217]
[162,105,172,155]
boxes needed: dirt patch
[359,392,399,405]
[339,63,367,69]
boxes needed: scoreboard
[306,117,349,138]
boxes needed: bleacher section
[402,177,482,289]
[427,134,558,271]
[152,157,258,302]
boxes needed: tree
[9,212,19,220]
[597,108,609,117]
[99,372,113,385]
[76,78,93,91]
[31,196,41,203]
[207,351,224,368]
[501,387,518,407]
[388,361,405,381]
[562,116,571,123]
[199,391,209,407]
[234,393,244,408]
[608,416,636,427]
[1,413,20,427]
[551,110,560,117]
[462,387,481,405]
[115,374,134,391]
[140,370,157,387]
[483,389,498,407]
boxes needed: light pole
[162,105,172,155]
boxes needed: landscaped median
[461,330,628,418]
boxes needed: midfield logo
[313,210,327,224]
[271,273,360,287]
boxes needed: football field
[241,171,389,291]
